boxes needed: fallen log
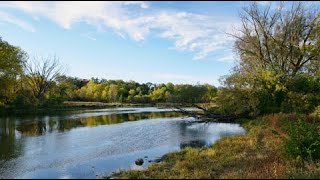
[174,104,237,123]
[173,106,201,119]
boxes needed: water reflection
[0,118,23,160]
[180,140,207,149]
[2,111,184,137]
[0,107,246,179]
[0,110,183,164]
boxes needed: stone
[135,158,144,166]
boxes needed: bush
[283,119,320,161]
[13,89,38,108]
[215,88,253,116]
[314,106,320,119]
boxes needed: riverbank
[63,101,216,108]
[110,113,320,179]
[0,101,216,116]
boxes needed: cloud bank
[0,1,239,61]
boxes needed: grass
[111,113,320,179]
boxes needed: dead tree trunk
[174,104,237,123]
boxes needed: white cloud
[0,1,239,60]
[257,1,271,6]
[0,11,35,32]
[123,1,149,9]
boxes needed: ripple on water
[0,107,245,179]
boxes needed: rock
[135,158,144,166]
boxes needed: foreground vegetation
[113,113,320,179]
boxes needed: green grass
[111,113,320,179]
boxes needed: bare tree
[230,1,320,77]
[24,55,65,101]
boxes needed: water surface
[0,107,245,179]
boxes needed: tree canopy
[218,2,320,116]
[0,37,27,106]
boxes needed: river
[0,107,245,179]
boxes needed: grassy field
[111,113,320,179]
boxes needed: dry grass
[111,113,320,179]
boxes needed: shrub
[13,89,38,108]
[314,106,320,119]
[283,119,320,161]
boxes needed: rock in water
[135,158,144,166]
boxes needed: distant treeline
[41,76,218,105]
[0,37,217,108]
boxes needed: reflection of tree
[175,121,210,149]
[13,111,184,136]
[0,110,191,164]
[76,111,183,127]
[0,118,23,160]
[178,121,188,137]
[58,119,85,132]
[16,120,47,136]
[48,120,57,133]
[180,139,207,149]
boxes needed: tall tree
[24,55,65,103]
[218,2,320,115]
[0,37,27,106]
[232,2,320,79]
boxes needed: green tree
[217,2,320,116]
[0,37,27,106]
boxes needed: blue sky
[0,1,311,86]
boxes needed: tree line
[0,39,217,108]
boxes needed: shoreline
[104,118,247,179]
[0,101,215,116]
[109,114,320,179]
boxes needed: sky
[0,1,315,86]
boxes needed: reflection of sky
[0,107,245,179]
[69,107,200,119]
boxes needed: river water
[0,107,245,179]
